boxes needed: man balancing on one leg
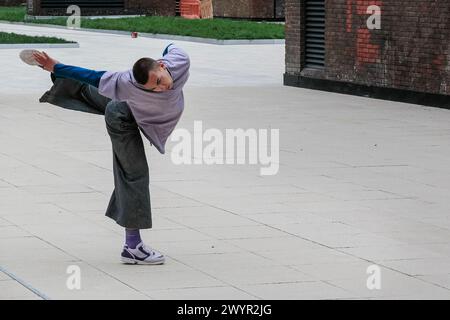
[27,44,190,265]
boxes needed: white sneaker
[121,242,165,265]
[19,49,42,66]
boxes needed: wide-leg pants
[40,77,152,229]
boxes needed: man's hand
[33,51,59,72]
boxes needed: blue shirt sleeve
[53,63,106,88]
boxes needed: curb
[80,28,285,45]
[25,14,145,20]
[0,42,79,49]
[0,20,285,46]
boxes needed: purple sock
[125,229,142,249]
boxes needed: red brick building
[284,0,450,107]
[27,1,284,19]
[213,0,285,19]
[27,0,176,16]
[0,0,24,5]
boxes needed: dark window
[305,0,325,69]
[274,0,285,19]
[40,1,125,8]
[176,0,181,16]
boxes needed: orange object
[180,0,201,19]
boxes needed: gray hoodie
[98,44,190,154]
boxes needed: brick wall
[213,0,280,19]
[28,0,175,16]
[0,0,24,5]
[285,0,301,74]
[127,0,175,16]
[27,1,283,19]
[285,0,450,96]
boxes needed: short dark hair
[133,57,159,85]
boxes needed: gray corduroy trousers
[40,77,152,229]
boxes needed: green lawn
[0,31,74,44]
[0,6,285,40]
[0,5,24,22]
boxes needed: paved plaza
[1,23,450,300]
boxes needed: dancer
[22,43,190,265]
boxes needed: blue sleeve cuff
[53,63,106,88]
[162,43,175,57]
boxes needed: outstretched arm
[33,51,106,88]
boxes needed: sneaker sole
[121,256,165,265]
[19,49,42,66]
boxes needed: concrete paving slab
[0,22,449,299]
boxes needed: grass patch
[0,5,25,22]
[34,16,285,40]
[0,31,74,44]
[0,6,284,40]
